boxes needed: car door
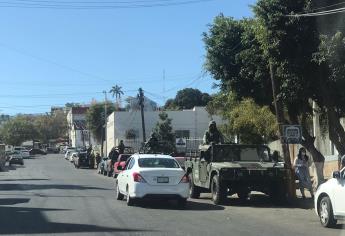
[118,157,133,193]
[199,151,208,183]
[333,170,345,215]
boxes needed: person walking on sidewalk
[294,147,314,199]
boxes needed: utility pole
[138,88,146,143]
[103,90,108,157]
[269,61,295,198]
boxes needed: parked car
[314,169,345,228]
[46,147,59,154]
[65,150,75,160]
[73,151,94,169]
[116,154,189,207]
[69,152,78,163]
[98,157,109,175]
[9,151,24,166]
[29,148,47,155]
[21,150,31,159]
[113,154,132,178]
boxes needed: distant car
[315,169,345,228]
[20,150,30,159]
[46,147,59,154]
[29,149,47,155]
[9,151,24,166]
[116,154,189,207]
[113,154,132,178]
[73,151,94,169]
[69,152,78,163]
[65,150,75,160]
[98,157,109,175]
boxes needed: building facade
[106,107,224,155]
[67,107,96,148]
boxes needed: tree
[34,111,67,143]
[109,85,124,109]
[0,116,37,146]
[203,2,328,186]
[152,112,176,154]
[164,88,212,110]
[207,94,277,144]
[86,102,115,142]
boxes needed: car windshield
[212,146,271,162]
[138,158,180,168]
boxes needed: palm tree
[109,85,124,109]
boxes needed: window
[138,158,180,168]
[175,130,190,138]
[126,157,135,170]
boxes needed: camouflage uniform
[203,121,224,144]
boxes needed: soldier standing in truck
[203,121,224,145]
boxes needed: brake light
[133,172,146,183]
[179,175,189,183]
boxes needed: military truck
[185,143,290,205]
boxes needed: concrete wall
[106,107,224,156]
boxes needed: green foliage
[207,94,277,144]
[203,15,272,106]
[86,102,115,142]
[152,112,176,154]
[164,88,211,110]
[0,116,37,146]
[34,111,67,143]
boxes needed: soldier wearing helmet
[203,121,224,145]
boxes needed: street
[0,154,343,236]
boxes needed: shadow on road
[221,193,314,209]
[198,193,314,210]
[0,198,30,205]
[137,199,225,211]
[0,183,112,191]
[0,165,25,172]
[0,178,50,182]
[0,206,151,235]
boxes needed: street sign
[282,125,302,144]
[176,138,187,147]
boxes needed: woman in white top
[294,147,314,199]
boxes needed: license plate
[157,177,169,183]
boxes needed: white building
[106,106,224,155]
[67,107,96,148]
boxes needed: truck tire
[188,173,200,199]
[211,175,226,205]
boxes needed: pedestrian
[294,147,314,199]
[118,140,125,154]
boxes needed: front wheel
[211,175,227,205]
[319,196,337,228]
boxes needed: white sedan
[315,168,345,227]
[116,154,189,207]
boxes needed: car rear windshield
[138,158,180,168]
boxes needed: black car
[46,147,59,154]
[73,152,94,169]
[29,149,47,155]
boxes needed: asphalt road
[0,154,344,236]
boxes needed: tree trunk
[327,107,345,156]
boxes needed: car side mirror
[117,165,123,171]
[333,171,341,179]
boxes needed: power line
[0,0,213,9]
[311,1,345,12]
[287,6,345,17]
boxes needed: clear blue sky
[0,0,256,115]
